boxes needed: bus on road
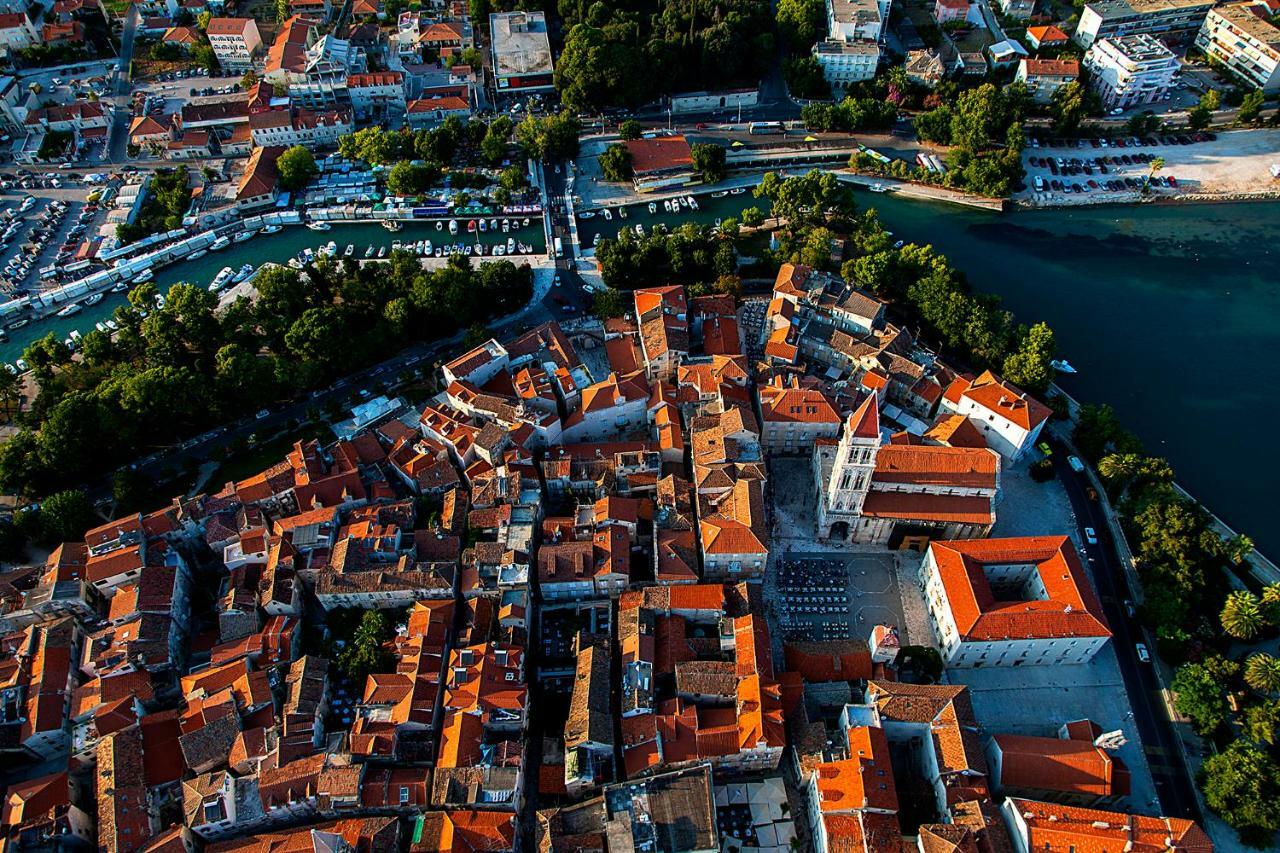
[749,121,784,135]
[553,236,563,258]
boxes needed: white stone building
[1195,3,1280,94]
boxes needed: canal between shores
[580,189,1280,558]
[2,219,546,365]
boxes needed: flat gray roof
[490,11,553,78]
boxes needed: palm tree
[1245,653,1280,695]
[1221,590,1265,640]
[1145,156,1165,189]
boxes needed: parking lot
[769,552,903,644]
[0,180,114,297]
[1019,128,1280,205]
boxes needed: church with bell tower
[814,394,1002,546]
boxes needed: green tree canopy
[276,146,318,190]
[1200,740,1280,845]
[599,143,633,182]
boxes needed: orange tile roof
[1023,58,1080,77]
[1005,798,1212,853]
[993,733,1129,799]
[815,725,898,813]
[944,370,1050,432]
[1027,24,1069,44]
[758,376,841,425]
[623,135,694,174]
[873,445,998,490]
[860,491,994,526]
[928,537,1111,641]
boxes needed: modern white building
[1195,3,1280,94]
[920,536,1112,668]
[813,39,882,85]
[1082,34,1179,108]
[1073,0,1214,47]
[490,11,554,93]
[812,0,889,86]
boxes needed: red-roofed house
[940,370,1051,460]
[1026,24,1070,49]
[0,12,38,49]
[921,536,1112,667]
[1016,58,1081,103]
[622,134,698,193]
[406,85,472,128]
[756,374,842,454]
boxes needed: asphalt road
[1051,441,1200,821]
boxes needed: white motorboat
[869,183,888,193]
[232,264,254,283]
[507,237,516,254]
[133,269,154,284]
[306,221,332,231]
[209,235,231,251]
[714,218,721,228]
[448,220,458,234]
[522,218,530,226]
[110,282,129,293]
[710,190,728,198]
[479,219,488,232]
[425,240,433,255]
[325,241,338,256]
[303,248,315,262]
[154,294,165,310]
[211,266,234,290]
[618,207,627,219]
[55,303,81,317]
[69,329,82,341]
[436,220,444,231]
[579,211,595,219]
[434,248,442,257]
[729,187,745,195]
[365,245,375,258]
[1050,359,1078,374]
[344,244,354,257]
[95,322,107,332]
[233,230,255,243]
[687,195,698,210]
[475,243,485,255]
[84,293,103,306]
[188,250,208,260]
[489,219,498,231]
[602,208,613,221]
[105,320,118,331]
[288,258,304,269]
[636,224,644,236]
[663,199,672,212]
[392,240,402,252]
[263,224,283,234]
[383,220,402,232]
[493,245,504,256]
[377,246,386,258]
[648,202,657,213]
[502,220,511,232]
